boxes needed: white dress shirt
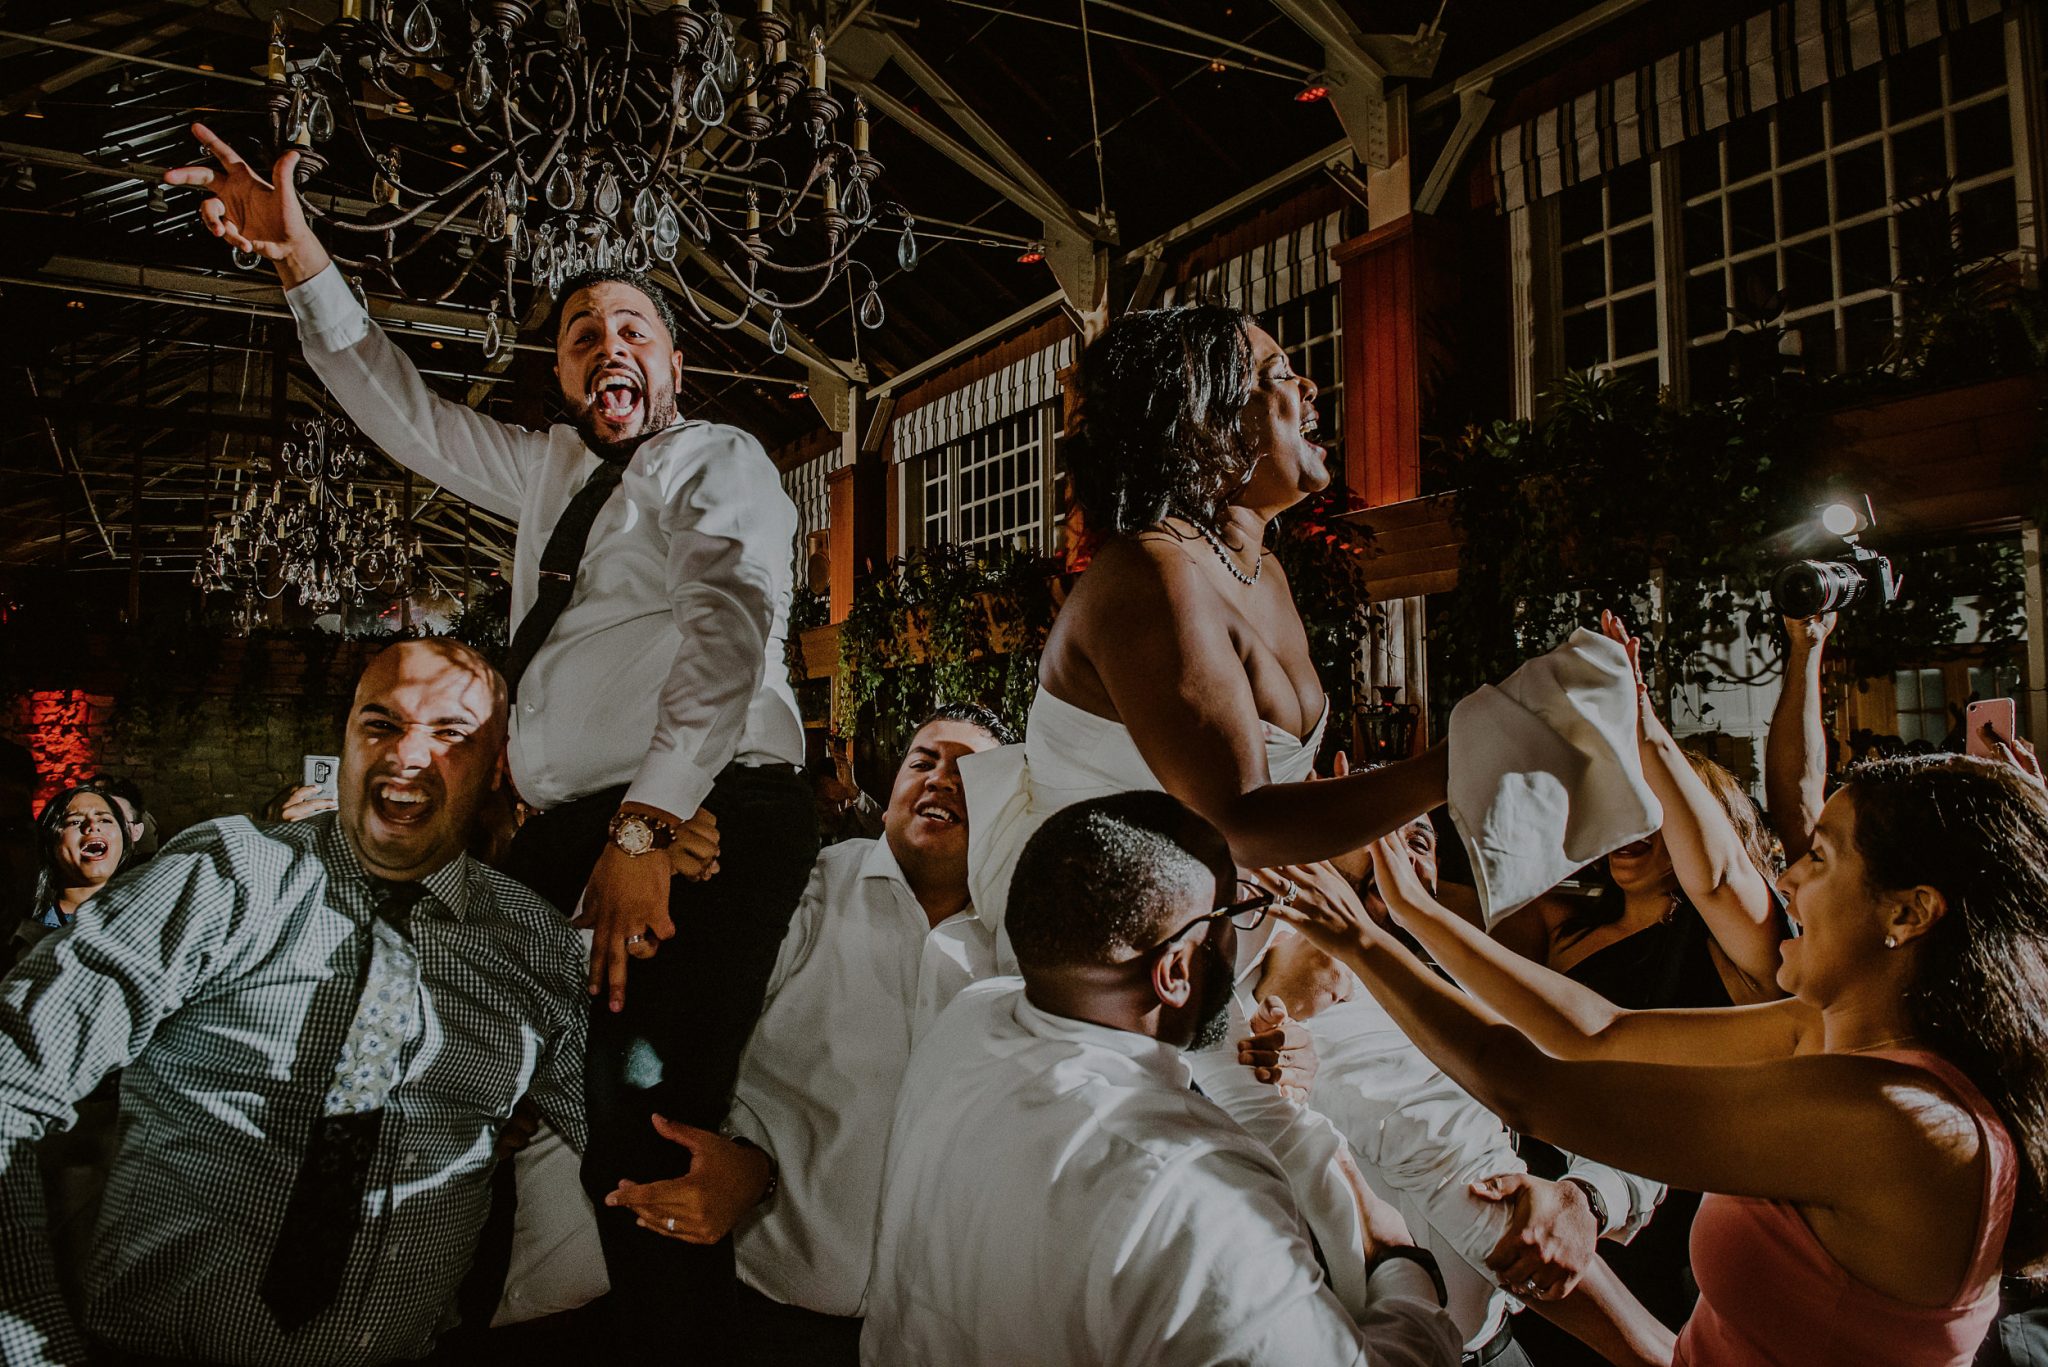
[862,980,1462,1367]
[725,837,996,1317]
[285,265,804,815]
[1308,972,1663,1346]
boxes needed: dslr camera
[1770,497,1901,617]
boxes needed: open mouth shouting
[1298,408,1323,449]
[77,835,113,864]
[587,365,645,431]
[368,778,437,830]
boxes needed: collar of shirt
[856,835,979,933]
[310,813,479,925]
[1009,990,1193,1093]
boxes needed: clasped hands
[571,803,721,1012]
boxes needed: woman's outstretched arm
[1272,847,1906,1208]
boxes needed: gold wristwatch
[609,809,680,857]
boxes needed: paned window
[913,407,1054,553]
[1893,666,1950,746]
[1536,15,2027,399]
[1556,159,1662,387]
[1678,16,2018,396]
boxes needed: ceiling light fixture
[1295,73,1330,102]
[244,3,904,362]
[1017,244,1044,264]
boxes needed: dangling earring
[1883,934,1898,949]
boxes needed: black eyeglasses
[1152,879,1275,953]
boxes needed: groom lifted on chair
[167,125,818,1353]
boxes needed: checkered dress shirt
[0,813,588,1367]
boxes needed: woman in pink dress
[1272,754,2047,1366]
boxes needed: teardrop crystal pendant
[652,203,682,261]
[402,0,437,52]
[777,195,798,237]
[307,93,335,142]
[844,176,872,225]
[482,308,505,361]
[594,167,622,220]
[633,186,659,228]
[462,49,493,111]
[858,283,885,330]
[544,155,577,211]
[691,69,725,125]
[482,176,506,239]
[766,309,788,355]
[625,233,652,272]
[897,220,919,271]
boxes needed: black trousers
[731,1283,863,1367]
[498,762,819,1359]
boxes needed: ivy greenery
[837,542,1060,753]
[1430,360,2036,713]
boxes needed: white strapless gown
[958,686,1377,1316]
[962,684,1328,947]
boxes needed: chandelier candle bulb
[266,32,287,82]
[774,38,787,66]
[810,37,826,90]
[822,177,836,213]
[854,102,868,152]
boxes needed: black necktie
[502,458,628,702]
[260,883,426,1334]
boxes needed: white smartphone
[1965,699,2017,759]
[303,754,340,800]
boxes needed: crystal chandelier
[248,0,902,360]
[194,416,425,632]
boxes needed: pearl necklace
[1189,520,1262,586]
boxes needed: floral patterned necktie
[259,881,426,1334]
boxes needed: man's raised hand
[164,123,331,287]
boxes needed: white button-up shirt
[285,266,804,815]
[725,837,995,1316]
[862,980,1462,1367]
[1308,979,1664,1346]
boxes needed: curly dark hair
[1065,305,1257,538]
[908,701,1019,754]
[543,267,682,347]
[1839,754,2048,1279]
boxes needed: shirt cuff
[283,261,371,352]
[625,752,718,822]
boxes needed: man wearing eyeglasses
[861,791,1462,1367]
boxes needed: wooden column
[1332,213,1461,510]
[827,463,858,624]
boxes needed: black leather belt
[1462,1316,1520,1367]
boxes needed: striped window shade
[1490,0,2010,212]
[780,449,831,551]
[890,335,1075,465]
[1163,210,1344,314]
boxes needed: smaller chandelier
[194,416,425,632]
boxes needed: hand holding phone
[1965,700,2017,760]
[303,754,340,801]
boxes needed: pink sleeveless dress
[1676,1050,2015,1367]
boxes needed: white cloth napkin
[1447,628,1662,925]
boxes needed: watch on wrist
[1561,1175,1611,1237]
[608,809,680,857]
[1369,1246,1448,1309]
